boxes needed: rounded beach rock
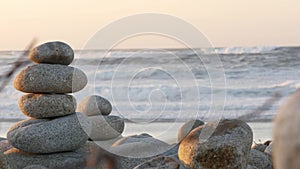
[178,119,253,169]
[7,113,89,154]
[29,41,74,65]
[274,91,300,169]
[18,94,76,118]
[88,115,124,141]
[110,134,170,168]
[4,148,86,169]
[177,119,204,142]
[78,95,112,116]
[14,64,87,93]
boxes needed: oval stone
[7,113,89,154]
[19,94,76,118]
[88,115,124,141]
[14,64,87,93]
[110,135,170,168]
[178,119,253,169]
[29,41,74,65]
[78,95,112,116]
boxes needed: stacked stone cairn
[78,95,125,141]
[4,41,90,169]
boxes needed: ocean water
[0,46,299,122]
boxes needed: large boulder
[178,119,253,169]
[14,64,87,93]
[274,91,300,169]
[7,113,89,154]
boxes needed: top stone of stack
[29,41,74,65]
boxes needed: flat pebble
[30,41,74,65]
[18,94,76,118]
[14,64,87,93]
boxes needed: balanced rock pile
[78,95,125,141]
[3,41,90,169]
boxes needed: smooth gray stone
[274,91,300,169]
[30,41,74,65]
[248,149,272,169]
[4,148,86,169]
[14,64,87,93]
[177,119,204,142]
[78,95,112,116]
[88,115,124,141]
[110,135,170,169]
[18,94,76,118]
[133,156,180,169]
[178,119,253,169]
[7,113,89,154]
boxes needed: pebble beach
[0,41,298,169]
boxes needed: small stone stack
[5,41,89,168]
[78,95,125,141]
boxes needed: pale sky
[1,0,300,50]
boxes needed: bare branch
[0,39,37,93]
[238,92,283,121]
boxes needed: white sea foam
[0,47,299,121]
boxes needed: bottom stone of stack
[4,148,86,169]
[7,113,90,154]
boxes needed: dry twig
[0,39,37,92]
